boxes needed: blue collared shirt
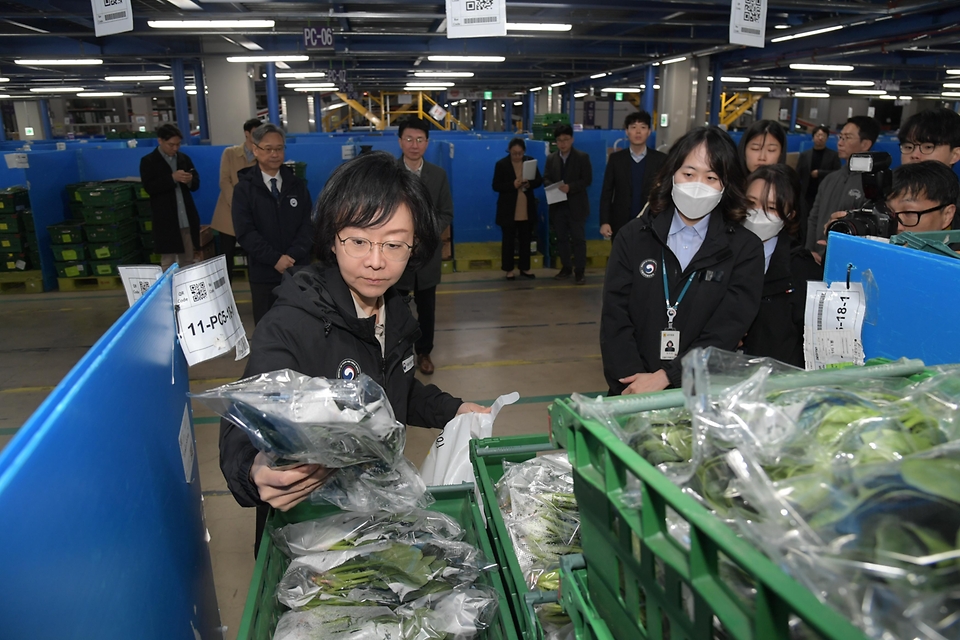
[629,146,647,163]
[666,210,710,272]
[762,235,778,273]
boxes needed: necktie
[270,178,280,201]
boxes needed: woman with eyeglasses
[220,151,489,553]
[492,137,542,279]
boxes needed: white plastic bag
[420,392,519,485]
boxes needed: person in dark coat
[795,125,841,246]
[739,164,820,368]
[492,137,543,279]
[600,126,764,395]
[139,124,201,270]
[544,123,593,284]
[394,117,454,375]
[219,151,488,553]
[599,111,667,240]
[737,119,787,175]
[232,123,314,325]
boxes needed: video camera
[825,152,897,238]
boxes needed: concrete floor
[0,267,609,639]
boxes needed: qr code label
[190,281,207,303]
[466,0,494,11]
[743,0,761,22]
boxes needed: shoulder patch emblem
[639,258,657,278]
[338,358,361,380]
[289,197,298,207]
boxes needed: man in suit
[211,117,260,281]
[795,125,840,246]
[395,117,453,375]
[139,123,201,271]
[599,111,666,241]
[544,123,593,285]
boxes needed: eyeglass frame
[336,234,414,261]
[254,143,286,155]
[401,135,427,145]
[889,203,948,227]
[899,141,940,155]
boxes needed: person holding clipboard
[492,137,543,279]
[600,126,764,395]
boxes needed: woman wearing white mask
[740,164,816,367]
[600,126,764,395]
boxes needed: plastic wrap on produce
[681,347,960,640]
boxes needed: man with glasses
[885,161,957,238]
[394,117,453,375]
[898,108,960,231]
[796,125,841,244]
[233,123,314,325]
[805,116,880,262]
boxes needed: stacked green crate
[532,113,570,143]
[48,220,89,277]
[134,185,158,262]
[78,182,142,273]
[0,187,34,272]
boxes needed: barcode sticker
[445,0,505,38]
[729,0,767,48]
[91,0,133,36]
[803,281,867,370]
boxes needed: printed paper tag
[445,0,506,39]
[90,0,133,37]
[402,355,415,373]
[729,0,767,48]
[178,404,195,483]
[4,153,28,169]
[429,104,447,122]
[173,255,248,366]
[660,330,681,360]
[14,260,25,270]
[803,281,866,369]
[118,264,162,307]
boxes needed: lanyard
[662,253,696,329]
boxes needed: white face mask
[743,208,784,242]
[672,178,723,220]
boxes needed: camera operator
[886,161,958,238]
[805,116,880,263]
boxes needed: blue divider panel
[823,233,960,365]
[0,268,221,639]
[23,151,83,290]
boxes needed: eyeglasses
[890,203,946,227]
[837,134,859,143]
[402,136,426,145]
[337,235,413,261]
[255,144,285,155]
[899,141,939,155]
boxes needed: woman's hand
[513,177,523,189]
[457,402,492,415]
[619,370,670,395]
[249,451,332,511]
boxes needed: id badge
[660,330,681,360]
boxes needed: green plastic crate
[138,218,153,233]
[548,397,871,640]
[89,250,141,276]
[77,182,135,207]
[471,434,561,640]
[81,203,136,225]
[65,182,92,203]
[236,484,521,640]
[56,261,89,278]
[0,234,25,252]
[0,213,22,234]
[135,200,151,217]
[51,243,87,262]
[0,187,30,212]
[48,221,86,245]
[22,211,35,233]
[83,218,137,243]
[87,237,139,261]
[136,185,150,200]
[0,253,29,272]
[140,233,155,251]
[558,556,615,640]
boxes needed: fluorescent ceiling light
[414,71,473,78]
[284,82,336,88]
[551,81,566,87]
[661,56,687,65]
[590,72,608,79]
[600,87,641,93]
[426,55,504,63]
[0,95,9,98]
[164,0,202,10]
[241,41,263,51]
[529,86,543,92]
[774,24,791,29]
[898,96,913,100]
[16,59,103,66]
[793,92,830,98]
[277,72,326,78]
[159,85,197,91]
[506,22,572,31]
[721,76,751,82]
[226,55,309,63]
[771,24,842,43]
[942,91,960,98]
[105,75,169,82]
[638,84,661,89]
[148,19,274,28]
[749,87,771,92]
[574,92,587,98]
[76,92,124,97]
[187,90,197,95]
[0,78,8,83]
[826,79,874,86]
[30,87,84,93]
[943,83,960,89]
[878,95,896,100]
[848,89,886,95]
[294,87,337,92]
[514,101,523,105]
[948,70,960,75]
[323,102,348,111]
[789,63,854,71]
[404,82,454,87]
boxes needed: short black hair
[887,160,960,209]
[397,117,431,139]
[738,120,787,171]
[243,118,262,133]
[846,116,880,145]
[746,164,801,236]
[648,126,749,223]
[553,123,574,139]
[624,111,652,128]
[508,137,526,151]
[813,125,830,137]
[898,108,960,150]
[156,124,183,141]
[312,151,439,269]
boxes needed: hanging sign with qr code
[90,0,133,37]
[118,264,163,307]
[729,0,767,48]
[173,255,250,366]
[445,0,506,39]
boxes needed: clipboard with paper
[522,159,538,182]
[544,182,568,205]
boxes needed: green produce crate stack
[77,182,135,208]
[0,188,41,273]
[87,237,140,261]
[0,213,23,234]
[89,251,141,276]
[48,219,88,278]
[47,221,85,245]
[81,203,136,225]
[84,218,137,243]
[0,252,30,272]
[532,113,570,143]
[51,243,86,262]
[135,199,151,217]
[0,186,30,212]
